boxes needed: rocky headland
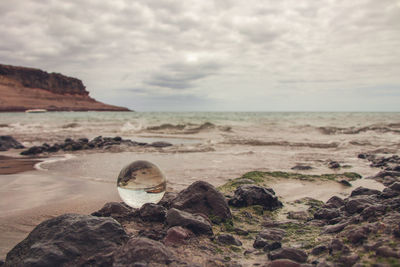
[0,63,130,112]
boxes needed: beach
[0,111,399,260]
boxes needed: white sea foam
[34,154,76,171]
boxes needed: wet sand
[0,155,41,175]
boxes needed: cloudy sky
[1,0,399,111]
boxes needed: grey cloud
[145,61,223,90]
[1,0,399,111]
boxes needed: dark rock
[91,202,133,221]
[233,228,249,236]
[350,187,381,197]
[314,208,340,220]
[262,241,282,252]
[171,181,232,223]
[360,204,386,221]
[158,192,178,208]
[329,239,350,255]
[375,246,400,258]
[228,184,283,211]
[328,161,340,169]
[291,165,312,170]
[137,229,166,241]
[113,136,122,141]
[269,247,308,263]
[20,145,43,155]
[253,228,286,249]
[345,197,374,214]
[345,226,370,244]
[256,228,286,242]
[268,259,301,267]
[5,214,128,267]
[323,222,348,234]
[389,182,400,191]
[150,141,173,148]
[381,188,399,198]
[337,253,360,267]
[0,260,3,266]
[78,138,89,143]
[113,237,174,266]
[216,234,242,246]
[47,144,60,152]
[324,196,345,209]
[166,208,213,235]
[316,261,334,267]
[311,245,327,255]
[339,180,352,187]
[164,226,193,245]
[358,153,368,159]
[393,224,400,238]
[139,203,166,222]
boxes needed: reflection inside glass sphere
[117,160,166,208]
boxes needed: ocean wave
[223,138,339,148]
[61,123,80,128]
[121,121,144,132]
[318,124,400,135]
[145,122,231,134]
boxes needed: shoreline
[0,147,388,259]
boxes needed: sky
[1,0,400,111]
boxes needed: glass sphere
[117,160,166,208]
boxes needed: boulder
[20,146,43,155]
[139,203,166,222]
[216,234,242,246]
[137,229,166,241]
[324,196,345,209]
[171,181,231,222]
[150,141,173,148]
[164,226,193,245]
[311,245,328,255]
[291,165,312,170]
[389,182,400,191]
[166,208,213,235]
[323,222,348,234]
[268,259,301,267]
[113,237,174,266]
[158,192,178,208]
[337,253,360,266]
[314,208,340,220]
[5,214,128,267]
[91,202,133,220]
[0,136,24,151]
[269,247,308,263]
[262,241,282,252]
[254,228,285,249]
[345,226,370,244]
[328,161,340,169]
[228,185,283,210]
[350,187,381,197]
[345,197,374,214]
[375,246,400,258]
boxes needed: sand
[0,145,386,259]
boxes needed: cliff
[0,64,130,112]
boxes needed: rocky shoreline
[2,158,400,266]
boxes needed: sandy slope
[0,78,129,112]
